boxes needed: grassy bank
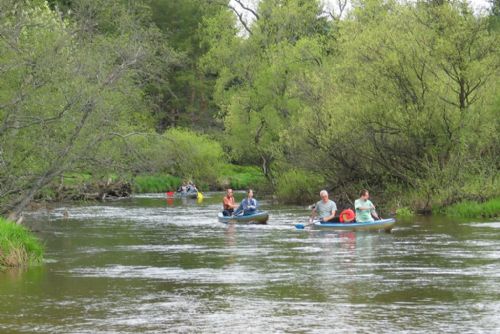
[442,197,500,218]
[131,165,267,193]
[34,164,266,197]
[132,174,182,193]
[0,218,43,268]
[217,165,267,191]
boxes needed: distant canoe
[175,191,198,199]
[218,211,269,224]
[296,218,396,232]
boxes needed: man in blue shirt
[235,189,258,216]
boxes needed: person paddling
[235,189,258,216]
[310,190,337,223]
[354,189,380,222]
[222,189,238,216]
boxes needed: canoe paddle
[295,218,316,230]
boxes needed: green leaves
[0,1,168,215]
[202,0,499,206]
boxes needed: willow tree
[201,0,331,181]
[296,0,500,206]
[0,0,170,218]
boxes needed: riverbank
[441,197,500,218]
[30,167,499,220]
[130,164,266,193]
[46,164,267,198]
[0,218,43,268]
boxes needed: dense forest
[0,0,498,218]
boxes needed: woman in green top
[354,189,380,223]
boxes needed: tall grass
[217,164,266,190]
[132,174,182,193]
[0,218,43,268]
[444,197,500,218]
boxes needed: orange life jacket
[339,209,355,223]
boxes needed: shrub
[276,169,324,204]
[395,207,414,218]
[132,174,182,193]
[161,128,226,186]
[0,218,43,268]
[216,164,267,190]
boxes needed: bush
[132,174,182,193]
[276,169,324,204]
[0,218,43,268]
[161,128,226,186]
[216,164,267,190]
[396,207,414,218]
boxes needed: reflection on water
[0,193,499,333]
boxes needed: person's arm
[246,199,255,209]
[370,203,380,220]
[322,209,337,222]
[309,207,317,222]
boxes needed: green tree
[202,0,330,181]
[0,0,171,218]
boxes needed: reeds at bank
[0,218,43,268]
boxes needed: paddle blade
[295,224,305,229]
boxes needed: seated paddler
[222,188,238,216]
[235,189,258,216]
[309,190,337,223]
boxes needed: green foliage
[275,169,324,204]
[132,174,182,193]
[203,1,331,180]
[217,164,267,190]
[1,0,499,214]
[444,197,500,218]
[396,207,415,218]
[160,128,226,186]
[0,0,171,215]
[62,173,93,186]
[0,218,43,268]
[204,0,499,207]
[145,0,223,130]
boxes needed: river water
[0,192,499,333]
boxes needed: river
[0,192,499,333]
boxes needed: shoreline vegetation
[1,1,498,222]
[32,166,499,219]
[0,218,43,269]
